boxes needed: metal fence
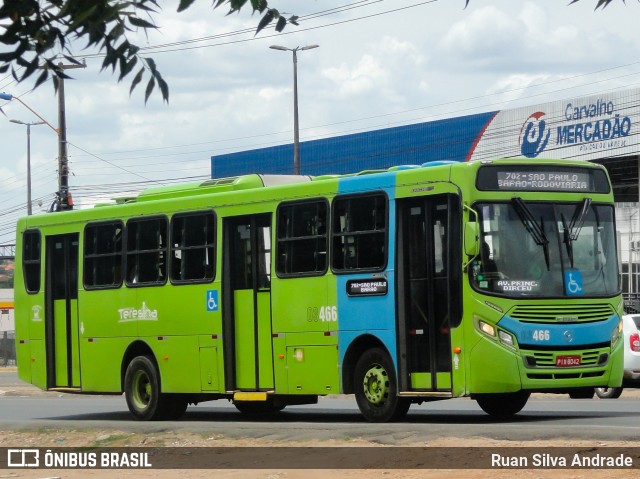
[0,330,15,366]
[623,293,640,314]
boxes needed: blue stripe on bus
[336,172,399,369]
[498,314,619,347]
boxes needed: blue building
[212,111,496,177]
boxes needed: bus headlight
[611,318,623,346]
[498,330,515,350]
[478,320,495,337]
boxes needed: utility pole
[9,119,45,215]
[269,45,319,175]
[55,61,85,208]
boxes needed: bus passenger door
[396,195,460,392]
[222,214,274,391]
[44,233,80,389]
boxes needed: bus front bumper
[468,336,624,394]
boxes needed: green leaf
[67,4,98,32]
[230,0,249,11]
[118,56,137,81]
[250,0,268,12]
[155,72,169,103]
[144,77,156,104]
[145,57,157,74]
[276,16,286,32]
[256,10,275,33]
[129,67,144,95]
[177,0,197,12]
[128,16,158,29]
[33,69,49,89]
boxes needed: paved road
[1,369,639,443]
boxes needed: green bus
[14,158,624,421]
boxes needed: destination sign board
[477,166,610,193]
[496,171,591,191]
[346,279,388,296]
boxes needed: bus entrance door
[396,196,456,393]
[222,214,274,392]
[44,233,80,389]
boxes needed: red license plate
[556,355,581,367]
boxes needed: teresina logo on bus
[518,99,632,158]
[118,301,158,322]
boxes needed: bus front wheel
[354,348,410,422]
[475,391,530,418]
[124,356,175,421]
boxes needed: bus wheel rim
[363,364,389,405]
[132,370,151,409]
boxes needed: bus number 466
[307,306,338,322]
[532,329,550,341]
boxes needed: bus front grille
[523,349,604,368]
[510,303,614,323]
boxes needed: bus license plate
[556,355,581,367]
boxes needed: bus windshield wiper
[561,198,592,269]
[511,197,550,271]
[568,198,592,242]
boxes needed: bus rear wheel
[124,356,178,421]
[475,391,530,418]
[354,348,410,423]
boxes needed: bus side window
[332,193,387,272]
[126,217,168,286]
[84,221,123,289]
[170,211,216,283]
[22,229,41,293]
[276,199,328,276]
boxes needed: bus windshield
[470,200,619,298]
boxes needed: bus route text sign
[496,171,590,191]
[346,279,388,296]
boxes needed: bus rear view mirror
[464,221,480,257]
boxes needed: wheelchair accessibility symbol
[206,290,219,312]
[564,271,583,296]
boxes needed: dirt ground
[1,368,639,479]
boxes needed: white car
[595,313,640,399]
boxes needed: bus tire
[124,356,169,421]
[595,387,623,399]
[354,348,410,423]
[475,391,530,418]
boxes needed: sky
[1,0,640,244]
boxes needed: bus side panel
[79,290,138,339]
[336,176,398,372]
[271,275,331,394]
[80,338,130,392]
[151,335,202,393]
[282,332,339,395]
[468,337,521,393]
[271,276,330,334]
[285,343,339,394]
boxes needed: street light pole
[9,119,45,215]
[270,44,319,175]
